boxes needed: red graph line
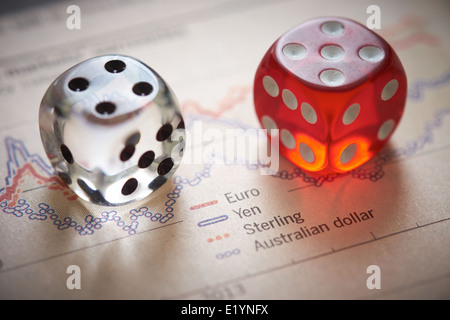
[182,85,251,118]
[190,200,218,211]
[391,32,439,50]
[180,16,439,121]
[0,162,77,207]
[381,15,425,38]
[380,15,440,50]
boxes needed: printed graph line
[1,103,449,234]
[281,107,450,189]
[168,217,450,299]
[207,233,230,243]
[0,219,183,274]
[381,15,425,38]
[1,106,449,234]
[407,71,450,101]
[182,86,251,119]
[390,31,440,50]
[287,143,450,193]
[197,215,229,227]
[182,70,450,133]
[0,196,177,235]
[22,185,51,193]
[190,200,219,211]
[287,183,315,193]
[380,14,440,50]
[181,69,450,132]
[188,105,450,192]
[1,70,449,236]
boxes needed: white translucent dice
[39,55,185,206]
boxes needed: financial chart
[0,0,449,299]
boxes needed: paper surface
[0,0,449,299]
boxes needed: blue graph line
[269,107,450,186]
[407,71,450,101]
[1,71,450,235]
[1,137,54,191]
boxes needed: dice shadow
[37,177,187,298]
[277,140,407,242]
[76,179,188,298]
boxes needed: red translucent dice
[254,17,407,175]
